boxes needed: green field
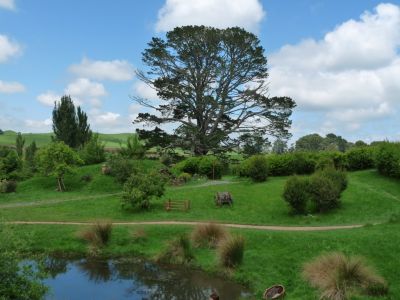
[1,161,399,299]
[0,130,132,148]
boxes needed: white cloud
[25,118,52,130]
[155,0,265,33]
[92,112,121,125]
[0,80,25,93]
[132,81,158,100]
[269,3,400,136]
[64,78,107,107]
[36,91,61,106]
[0,0,15,11]
[0,34,21,63]
[69,57,135,81]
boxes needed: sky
[0,0,399,143]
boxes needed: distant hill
[0,131,132,148]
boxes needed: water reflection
[41,257,251,300]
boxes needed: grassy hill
[0,130,132,148]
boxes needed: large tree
[52,95,92,149]
[295,133,324,152]
[133,26,295,155]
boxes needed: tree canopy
[133,26,295,155]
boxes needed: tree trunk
[57,177,62,192]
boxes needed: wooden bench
[164,199,191,211]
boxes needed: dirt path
[3,220,365,231]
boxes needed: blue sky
[1,0,399,143]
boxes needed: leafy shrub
[157,234,194,264]
[315,157,335,171]
[0,146,21,179]
[303,252,388,300]
[80,221,113,248]
[375,142,400,179]
[107,156,138,183]
[240,155,268,182]
[119,134,145,159]
[122,172,166,210]
[345,147,375,171]
[317,168,348,192]
[174,156,201,174]
[0,179,17,193]
[191,223,228,248]
[283,176,309,214]
[80,133,106,165]
[292,152,317,174]
[218,235,245,268]
[177,172,192,183]
[308,174,341,212]
[266,154,295,176]
[198,156,223,179]
[319,152,348,170]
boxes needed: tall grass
[218,235,245,268]
[191,223,227,248]
[156,234,194,264]
[303,252,388,300]
[79,221,113,249]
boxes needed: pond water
[37,256,252,300]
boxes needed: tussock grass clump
[157,234,194,264]
[131,227,147,242]
[191,223,227,248]
[303,252,388,300]
[79,221,113,248]
[218,235,245,268]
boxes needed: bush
[177,172,192,183]
[174,156,201,174]
[119,134,145,159]
[0,179,17,193]
[157,234,194,264]
[345,147,375,171]
[218,235,245,268]
[318,152,348,170]
[283,176,309,214]
[80,133,106,165]
[122,171,166,210]
[79,221,113,248]
[191,223,228,248]
[303,252,388,300]
[266,154,295,176]
[198,156,223,179]
[292,152,317,174]
[107,156,138,183]
[308,174,341,212]
[375,142,400,179]
[318,167,348,192]
[240,155,268,182]
[0,146,21,179]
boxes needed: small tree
[80,133,105,165]
[25,141,38,172]
[120,134,145,159]
[36,142,82,191]
[15,132,25,158]
[122,172,165,209]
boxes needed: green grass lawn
[2,222,399,299]
[0,130,132,148]
[1,165,399,226]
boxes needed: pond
[37,256,252,300]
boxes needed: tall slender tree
[15,132,25,158]
[76,106,92,147]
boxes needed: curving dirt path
[3,220,365,232]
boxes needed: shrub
[80,174,92,182]
[107,156,138,183]
[318,168,348,192]
[198,156,223,179]
[122,171,166,210]
[131,227,147,242]
[240,155,268,182]
[119,134,145,159]
[319,152,348,170]
[191,223,228,248]
[0,179,17,193]
[177,172,192,183]
[308,174,341,212]
[218,235,245,268]
[157,234,194,264]
[283,176,309,214]
[266,154,295,176]
[174,156,201,174]
[315,157,335,171]
[345,147,375,171]
[303,252,388,300]
[375,142,400,179]
[80,133,106,165]
[0,146,21,179]
[292,152,317,174]
[80,221,113,248]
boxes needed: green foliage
[0,179,17,193]
[119,134,145,159]
[0,146,21,179]
[303,252,388,300]
[317,167,348,192]
[266,152,316,176]
[107,156,138,183]
[239,133,269,157]
[177,172,192,183]
[283,176,310,214]
[122,172,166,209]
[15,132,25,158]
[80,133,106,165]
[198,155,223,179]
[218,235,245,268]
[52,95,92,148]
[36,142,83,191]
[345,147,375,171]
[240,155,268,182]
[295,133,324,152]
[174,156,201,174]
[308,174,341,212]
[375,142,400,179]
[24,141,38,172]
